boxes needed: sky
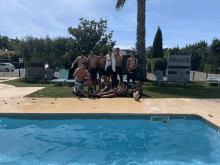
[1,0,220,50]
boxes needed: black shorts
[127,69,136,81]
[89,67,97,80]
[99,67,106,77]
[116,66,122,75]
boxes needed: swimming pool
[0,114,219,165]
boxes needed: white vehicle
[0,63,15,71]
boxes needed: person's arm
[99,85,108,94]
[98,81,103,88]
[121,55,123,65]
[104,56,107,67]
[127,59,131,74]
[131,85,137,90]
[70,58,78,69]
[96,57,99,68]
[73,68,79,78]
[87,57,91,70]
[126,58,129,70]
[87,55,91,62]
[86,70,92,80]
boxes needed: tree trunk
[136,0,146,80]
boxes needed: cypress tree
[151,26,163,58]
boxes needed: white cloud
[115,45,134,50]
[163,45,172,48]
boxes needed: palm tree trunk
[136,0,146,80]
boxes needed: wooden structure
[167,54,191,82]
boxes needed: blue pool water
[0,117,220,165]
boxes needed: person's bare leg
[81,91,90,97]
[127,78,130,91]
[98,77,102,89]
[74,91,80,96]
[98,90,115,96]
[101,93,116,98]
[100,90,117,98]
[94,79,97,91]
[99,87,109,94]
[85,80,92,91]
[92,90,101,95]
[139,87,144,94]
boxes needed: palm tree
[115,0,146,80]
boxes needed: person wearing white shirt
[105,48,117,89]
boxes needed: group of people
[70,48,144,101]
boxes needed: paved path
[0,77,220,129]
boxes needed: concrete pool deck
[0,77,220,128]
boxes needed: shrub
[150,58,165,73]
[146,59,151,73]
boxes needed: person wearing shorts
[115,48,123,86]
[95,82,127,98]
[92,75,111,95]
[87,50,99,92]
[130,81,144,101]
[97,51,107,85]
[72,62,92,97]
[99,67,106,79]
[73,79,88,93]
[126,51,138,91]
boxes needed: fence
[1,70,220,81]
[0,69,59,78]
[147,71,220,81]
[0,69,25,77]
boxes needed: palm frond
[115,0,127,10]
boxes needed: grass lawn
[1,78,220,99]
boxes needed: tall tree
[146,46,153,59]
[8,37,21,51]
[1,36,9,50]
[66,18,116,56]
[116,0,146,80]
[164,49,170,62]
[151,26,163,58]
[0,35,3,50]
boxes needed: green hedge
[146,59,151,73]
[146,58,165,73]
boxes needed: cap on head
[90,50,94,54]
[131,51,135,54]
[116,48,120,50]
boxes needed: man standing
[70,50,88,69]
[97,50,106,88]
[115,47,123,86]
[105,48,116,89]
[72,62,92,97]
[87,50,99,92]
[126,51,138,91]
[68,50,88,81]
